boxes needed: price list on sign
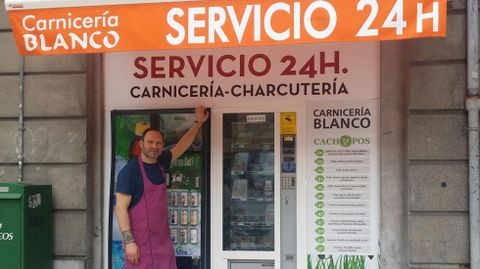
[312,146,372,253]
[306,100,380,268]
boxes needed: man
[115,106,209,269]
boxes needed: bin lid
[0,193,23,199]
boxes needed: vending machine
[211,108,298,269]
[109,108,210,269]
[222,113,276,252]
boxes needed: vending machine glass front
[222,113,275,251]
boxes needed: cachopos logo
[314,135,370,147]
[0,223,14,241]
[339,135,353,147]
[21,11,120,52]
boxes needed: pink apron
[126,157,177,269]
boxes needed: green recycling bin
[0,182,52,269]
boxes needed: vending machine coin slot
[280,112,297,269]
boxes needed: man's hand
[125,242,140,265]
[195,106,209,124]
[172,106,210,161]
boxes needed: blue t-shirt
[116,151,172,208]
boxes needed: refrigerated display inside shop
[110,109,210,269]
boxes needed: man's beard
[142,149,160,160]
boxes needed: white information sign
[104,42,379,110]
[306,100,380,269]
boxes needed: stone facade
[0,1,90,268]
[406,1,469,268]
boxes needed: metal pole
[17,56,25,183]
[467,0,480,268]
[467,97,480,269]
[468,0,479,96]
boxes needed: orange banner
[7,0,446,55]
